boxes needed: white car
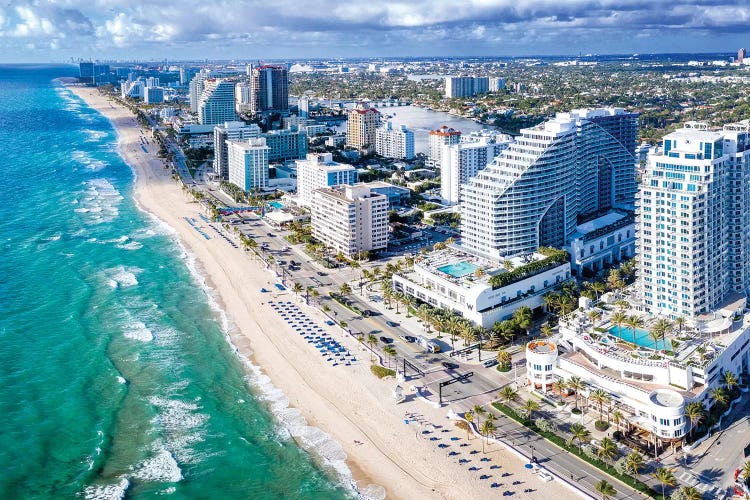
[537,471,553,482]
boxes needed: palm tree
[558,294,574,316]
[542,292,559,314]
[520,399,539,421]
[472,404,487,423]
[625,315,644,346]
[339,282,352,297]
[567,376,584,411]
[497,350,512,369]
[291,282,303,296]
[384,346,397,368]
[684,401,705,442]
[597,437,618,468]
[445,314,463,350]
[479,420,496,453]
[589,281,607,302]
[710,386,729,408]
[499,386,518,405]
[512,306,533,337]
[569,423,590,453]
[588,310,602,327]
[612,410,624,433]
[742,460,750,481]
[552,379,568,399]
[679,486,702,500]
[463,411,474,439]
[674,315,686,334]
[590,388,611,423]
[540,323,554,338]
[724,370,738,392]
[366,334,377,362]
[595,479,617,500]
[653,467,677,500]
[625,451,644,478]
[611,311,627,339]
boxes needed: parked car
[385,321,399,327]
[379,336,394,344]
[441,361,459,370]
[483,359,499,368]
[400,335,417,343]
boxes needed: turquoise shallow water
[0,65,351,499]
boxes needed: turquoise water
[0,65,351,499]
[608,326,669,350]
[269,201,284,209]
[437,261,479,278]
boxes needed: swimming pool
[608,326,669,350]
[268,201,284,209]
[437,261,479,278]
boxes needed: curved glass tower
[460,108,638,261]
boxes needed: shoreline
[65,83,571,500]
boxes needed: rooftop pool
[268,201,284,210]
[608,325,669,350]
[437,261,479,278]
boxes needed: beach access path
[67,85,576,500]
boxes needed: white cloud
[12,6,57,38]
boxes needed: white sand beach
[67,85,576,500]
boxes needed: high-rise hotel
[460,108,638,260]
[636,121,750,321]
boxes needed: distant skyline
[1,1,750,62]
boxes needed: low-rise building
[393,248,571,328]
[311,184,388,258]
[566,211,636,277]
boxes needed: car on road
[441,361,459,370]
[325,320,335,326]
[482,359,499,368]
[277,260,286,265]
[385,321,399,327]
[267,232,274,237]
[379,336,394,344]
[399,335,417,343]
[317,271,327,276]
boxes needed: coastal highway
[242,217,511,406]
[231,217,654,500]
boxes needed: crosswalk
[676,470,723,497]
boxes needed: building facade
[250,65,289,115]
[393,250,571,328]
[440,140,494,205]
[227,138,269,191]
[445,77,490,98]
[460,108,638,261]
[198,79,237,125]
[636,121,750,320]
[427,126,462,168]
[213,121,262,179]
[346,102,381,154]
[143,87,164,104]
[295,153,358,206]
[375,121,415,159]
[262,128,308,162]
[311,184,388,258]
[489,77,506,91]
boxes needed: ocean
[0,65,351,499]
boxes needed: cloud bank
[0,1,748,60]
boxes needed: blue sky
[0,1,749,61]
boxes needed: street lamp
[530,445,535,462]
